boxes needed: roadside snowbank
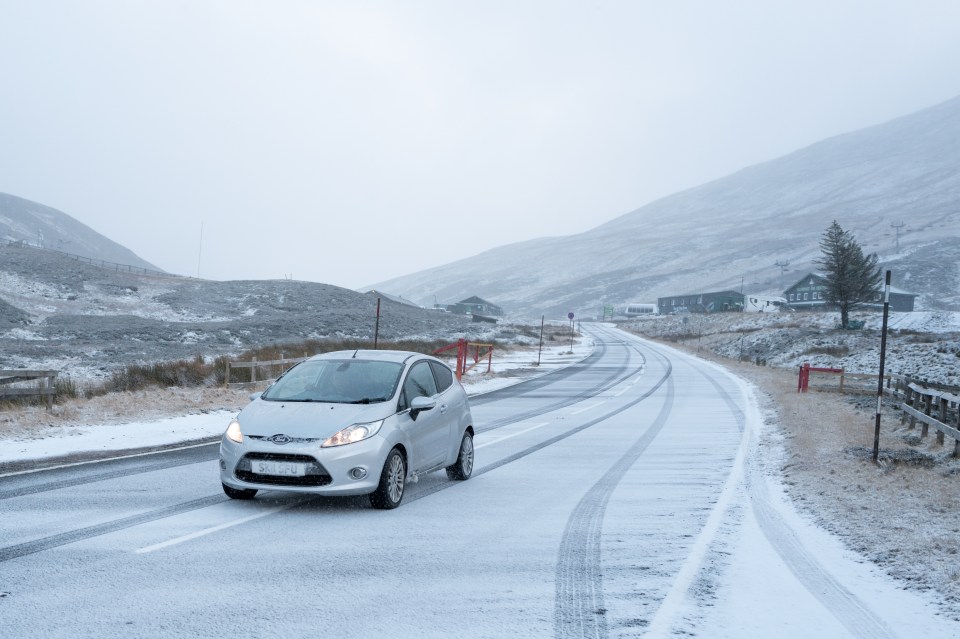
[0,338,594,468]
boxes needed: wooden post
[839,371,845,393]
[921,392,932,438]
[955,406,960,457]
[251,357,257,383]
[907,388,916,429]
[225,361,231,387]
[937,398,948,445]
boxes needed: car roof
[309,350,430,365]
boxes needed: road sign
[567,312,574,320]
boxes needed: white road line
[614,368,646,397]
[475,422,550,450]
[570,401,603,415]
[135,503,295,554]
[642,377,754,637]
[0,440,217,479]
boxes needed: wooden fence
[224,356,306,388]
[898,382,960,457]
[0,370,58,409]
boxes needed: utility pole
[890,221,905,251]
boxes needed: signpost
[536,315,545,366]
[567,312,575,353]
[872,270,892,462]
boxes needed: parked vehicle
[219,350,474,509]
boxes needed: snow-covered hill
[369,95,960,316]
[0,192,162,273]
[0,245,491,380]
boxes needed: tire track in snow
[477,339,642,432]
[553,339,674,639]
[0,331,663,559]
[0,338,624,496]
[0,494,229,562]
[663,348,897,639]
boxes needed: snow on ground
[2,326,958,634]
[0,338,594,467]
[627,309,960,387]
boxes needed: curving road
[0,325,950,638]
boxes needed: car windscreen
[261,359,403,404]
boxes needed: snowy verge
[0,338,594,470]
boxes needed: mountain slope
[0,192,162,273]
[370,96,960,315]
[0,246,487,379]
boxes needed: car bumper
[219,434,394,496]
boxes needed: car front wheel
[369,448,406,509]
[222,483,258,500]
[446,431,474,480]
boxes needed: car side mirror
[249,391,263,402]
[409,395,436,420]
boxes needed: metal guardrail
[0,369,58,410]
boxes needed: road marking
[135,502,296,554]
[642,357,753,637]
[475,422,550,450]
[570,401,603,415]
[613,367,646,397]
[0,440,217,479]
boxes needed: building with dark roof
[447,296,503,317]
[783,273,916,312]
[657,290,744,314]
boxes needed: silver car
[219,350,474,509]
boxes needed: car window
[429,361,453,393]
[261,359,402,403]
[399,362,439,411]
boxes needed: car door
[428,360,463,463]
[399,361,446,472]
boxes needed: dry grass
[0,386,251,442]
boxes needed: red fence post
[457,339,467,380]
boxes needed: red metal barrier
[433,339,493,381]
[797,362,844,393]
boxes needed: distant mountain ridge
[369,95,960,315]
[0,192,162,273]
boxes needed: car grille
[235,452,333,487]
[247,435,320,444]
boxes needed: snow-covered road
[0,326,955,638]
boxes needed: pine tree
[816,221,882,328]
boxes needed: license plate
[252,460,306,476]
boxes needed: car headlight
[322,419,384,448]
[225,419,244,444]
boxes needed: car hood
[237,399,395,439]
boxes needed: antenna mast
[890,221,905,251]
[197,222,203,278]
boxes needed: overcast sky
[1,1,958,290]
